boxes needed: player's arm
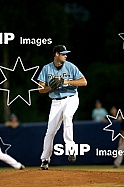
[38,81,52,93]
[64,77,87,86]
[4,121,11,127]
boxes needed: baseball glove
[49,77,64,90]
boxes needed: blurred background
[0,0,124,123]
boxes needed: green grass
[0,165,124,172]
[50,164,124,170]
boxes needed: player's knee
[63,112,72,121]
[46,130,56,138]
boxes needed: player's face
[54,52,67,66]
[58,53,67,63]
[11,117,18,122]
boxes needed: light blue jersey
[37,61,84,98]
[92,108,108,122]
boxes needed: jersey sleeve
[92,109,96,119]
[103,109,108,116]
[37,66,47,84]
[72,64,84,80]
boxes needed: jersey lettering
[48,73,70,79]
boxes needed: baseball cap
[53,45,71,55]
[10,113,17,119]
[95,100,101,104]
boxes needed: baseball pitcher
[37,45,87,170]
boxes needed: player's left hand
[49,77,64,90]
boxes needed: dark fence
[0,120,123,167]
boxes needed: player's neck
[53,60,64,70]
[53,60,63,67]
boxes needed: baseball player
[0,138,25,169]
[37,45,87,170]
[114,120,124,168]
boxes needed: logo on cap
[63,45,66,50]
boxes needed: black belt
[52,95,74,100]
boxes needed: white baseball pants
[114,142,124,167]
[0,148,22,169]
[41,94,79,161]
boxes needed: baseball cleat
[68,154,76,162]
[113,164,119,168]
[41,160,49,170]
[19,164,25,170]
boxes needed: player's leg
[114,145,124,167]
[40,100,63,169]
[62,95,79,160]
[0,148,25,169]
[63,95,79,145]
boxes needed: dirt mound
[0,169,124,187]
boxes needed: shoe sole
[41,168,48,170]
[68,155,76,162]
[41,164,49,170]
[19,165,25,170]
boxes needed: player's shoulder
[65,61,77,68]
[44,62,53,67]
[65,61,74,66]
[102,108,108,112]
[42,62,53,69]
[92,108,97,113]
